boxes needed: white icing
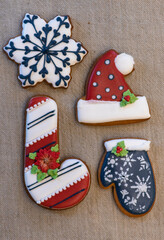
[77,96,150,123]
[26,98,49,111]
[115,53,134,75]
[104,139,151,152]
[25,128,56,147]
[26,99,57,144]
[4,13,87,88]
[24,159,89,203]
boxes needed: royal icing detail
[24,96,90,209]
[77,49,151,124]
[4,13,87,88]
[99,138,156,216]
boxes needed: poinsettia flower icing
[35,148,60,173]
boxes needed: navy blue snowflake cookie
[98,139,156,217]
[4,13,87,88]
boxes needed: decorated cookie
[4,13,87,88]
[98,139,156,217]
[24,96,90,209]
[77,50,150,125]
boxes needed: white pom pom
[114,53,134,75]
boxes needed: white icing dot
[96,94,102,100]
[105,88,110,92]
[96,71,101,76]
[119,86,124,90]
[105,59,110,65]
[112,95,117,99]
[108,74,114,80]
[93,82,98,87]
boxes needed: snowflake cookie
[24,96,90,209]
[98,138,156,217]
[4,13,87,88]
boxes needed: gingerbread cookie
[4,13,87,88]
[77,50,150,125]
[98,138,156,217]
[24,96,90,209]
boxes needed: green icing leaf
[123,89,131,97]
[48,169,58,179]
[56,158,60,163]
[117,141,125,149]
[37,172,47,182]
[111,141,128,157]
[29,152,37,160]
[51,144,59,152]
[31,165,39,174]
[120,89,138,107]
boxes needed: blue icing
[4,14,86,87]
[100,150,155,215]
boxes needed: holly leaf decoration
[56,158,60,163]
[37,172,47,182]
[31,165,39,174]
[112,141,128,157]
[51,144,59,152]
[120,89,138,107]
[29,152,37,160]
[48,169,58,179]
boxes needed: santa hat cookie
[77,50,150,125]
[98,138,156,217]
[24,96,90,209]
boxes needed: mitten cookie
[77,50,150,125]
[24,96,90,209]
[98,139,156,217]
[4,13,87,88]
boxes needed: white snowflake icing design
[120,153,136,168]
[131,175,151,199]
[136,205,146,213]
[125,197,137,206]
[137,155,150,171]
[107,155,118,168]
[4,13,87,88]
[120,189,129,199]
[114,167,133,187]
[104,169,113,183]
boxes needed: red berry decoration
[124,95,130,102]
[116,146,123,153]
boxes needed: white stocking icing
[4,13,87,88]
[77,96,150,124]
[25,159,89,203]
[104,139,151,152]
[26,99,57,144]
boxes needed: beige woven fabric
[0,1,164,239]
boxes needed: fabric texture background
[0,1,164,239]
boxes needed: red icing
[124,95,130,102]
[116,146,123,153]
[25,131,58,168]
[86,50,133,101]
[41,174,90,209]
[28,96,49,109]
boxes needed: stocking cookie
[4,13,87,88]
[77,50,150,125]
[98,139,156,217]
[24,96,90,209]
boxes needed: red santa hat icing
[25,96,90,209]
[77,50,150,124]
